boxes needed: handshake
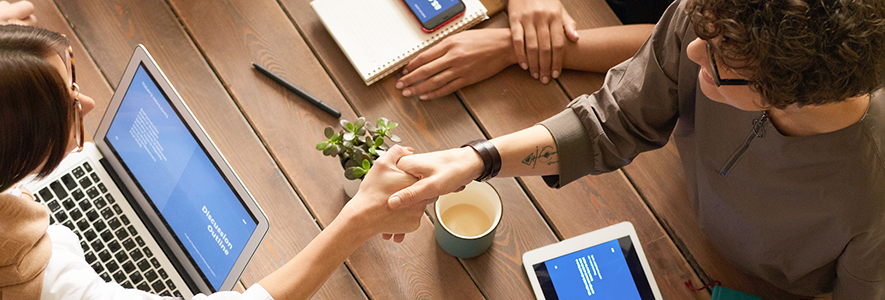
[342,144,484,243]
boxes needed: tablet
[522,222,663,300]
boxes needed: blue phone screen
[404,0,461,23]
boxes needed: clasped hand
[0,1,36,25]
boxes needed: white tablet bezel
[522,222,663,300]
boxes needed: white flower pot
[343,177,361,198]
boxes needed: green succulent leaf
[344,167,359,180]
[316,141,329,150]
[343,131,355,141]
[324,127,334,138]
[390,134,402,143]
[361,158,371,170]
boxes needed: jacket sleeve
[539,0,690,187]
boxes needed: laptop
[23,45,270,298]
[522,222,663,300]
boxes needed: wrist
[335,200,378,242]
[461,139,501,182]
[455,146,485,183]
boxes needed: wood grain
[51,0,361,298]
[168,0,492,298]
[276,0,570,298]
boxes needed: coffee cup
[433,181,502,258]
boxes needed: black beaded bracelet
[461,139,501,182]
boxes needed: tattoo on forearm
[522,146,558,169]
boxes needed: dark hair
[0,25,73,192]
[688,0,885,109]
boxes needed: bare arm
[389,125,556,209]
[396,24,655,100]
[258,146,427,299]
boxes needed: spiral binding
[364,8,488,85]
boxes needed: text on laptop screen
[104,64,258,290]
[532,237,655,300]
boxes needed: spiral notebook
[311,0,489,85]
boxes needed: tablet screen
[532,236,656,300]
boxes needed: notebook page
[312,0,487,84]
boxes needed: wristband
[461,139,501,182]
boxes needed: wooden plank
[166,0,492,299]
[455,12,707,300]
[552,1,801,298]
[50,1,362,298]
[277,0,572,298]
[30,0,114,134]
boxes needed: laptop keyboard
[33,161,183,298]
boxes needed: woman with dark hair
[0,24,428,300]
[386,0,885,298]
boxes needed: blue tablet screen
[532,236,656,300]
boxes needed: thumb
[388,178,437,210]
[562,10,579,42]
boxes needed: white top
[41,225,274,300]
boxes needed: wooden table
[32,0,801,298]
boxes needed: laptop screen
[103,63,258,291]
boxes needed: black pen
[252,62,341,118]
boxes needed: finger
[562,10,579,42]
[510,23,527,70]
[376,145,411,167]
[389,178,440,210]
[398,54,454,97]
[417,77,468,101]
[536,21,552,84]
[407,69,459,100]
[393,233,405,243]
[523,24,539,80]
[382,233,393,240]
[550,18,565,80]
[401,39,450,76]
[7,1,35,21]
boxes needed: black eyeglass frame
[705,40,749,87]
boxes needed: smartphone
[402,0,466,33]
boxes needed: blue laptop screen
[104,64,257,290]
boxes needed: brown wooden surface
[32,0,794,298]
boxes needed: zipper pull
[719,112,769,177]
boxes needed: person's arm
[396,24,654,100]
[832,232,885,300]
[258,145,426,299]
[0,1,36,25]
[389,125,556,209]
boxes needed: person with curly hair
[385,0,885,298]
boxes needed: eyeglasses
[706,40,749,87]
[67,45,84,153]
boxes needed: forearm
[257,208,371,300]
[562,24,655,72]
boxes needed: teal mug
[433,181,503,258]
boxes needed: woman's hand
[387,147,483,210]
[340,145,427,242]
[396,29,516,100]
[0,1,36,25]
[508,0,578,84]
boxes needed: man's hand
[396,29,516,100]
[0,1,36,25]
[508,0,578,84]
[388,147,483,210]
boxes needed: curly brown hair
[688,0,885,109]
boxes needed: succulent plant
[316,117,401,180]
